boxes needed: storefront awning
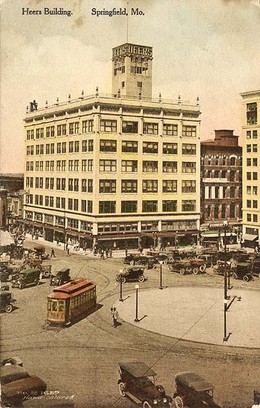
[243,234,258,241]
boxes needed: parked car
[252,260,260,278]
[173,371,221,408]
[146,251,168,264]
[50,268,71,286]
[213,260,232,276]
[117,361,172,407]
[232,262,253,282]
[0,267,10,282]
[11,268,41,289]
[1,363,47,406]
[168,260,193,275]
[40,264,52,279]
[124,254,156,269]
[116,266,146,283]
[196,254,216,268]
[0,292,15,313]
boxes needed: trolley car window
[58,301,65,312]
[52,301,58,312]
[47,299,52,311]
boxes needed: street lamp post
[223,221,230,341]
[119,272,123,302]
[134,284,139,322]
[159,261,163,289]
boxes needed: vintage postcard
[0,1,260,408]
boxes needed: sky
[1,0,260,173]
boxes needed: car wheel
[193,267,199,275]
[179,268,185,275]
[174,396,184,408]
[186,266,192,274]
[138,275,145,282]
[142,401,152,408]
[19,283,25,290]
[232,272,238,279]
[43,271,50,278]
[243,275,249,282]
[200,264,206,273]
[118,381,126,397]
[5,304,13,313]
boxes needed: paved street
[1,240,260,408]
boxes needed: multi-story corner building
[241,90,260,248]
[23,43,201,249]
[201,130,242,232]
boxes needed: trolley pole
[223,222,231,342]
[134,284,139,322]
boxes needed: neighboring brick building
[201,130,242,230]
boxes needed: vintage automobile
[1,363,47,406]
[40,264,52,279]
[253,389,260,406]
[124,254,156,269]
[117,361,172,407]
[168,260,193,275]
[196,254,216,268]
[0,292,15,313]
[146,251,168,264]
[116,266,146,283]
[11,268,41,289]
[213,260,232,276]
[252,260,260,278]
[33,245,50,260]
[0,266,10,282]
[50,268,71,286]
[232,262,253,282]
[173,371,221,408]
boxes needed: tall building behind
[23,43,201,249]
[241,90,260,248]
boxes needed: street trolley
[47,278,96,326]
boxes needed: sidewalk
[115,286,260,348]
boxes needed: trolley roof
[47,279,95,300]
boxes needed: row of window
[203,169,241,182]
[26,177,196,194]
[246,158,258,166]
[26,195,196,213]
[26,159,197,173]
[202,156,242,166]
[246,172,258,181]
[246,144,258,153]
[26,121,197,138]
[26,141,197,155]
[246,186,258,195]
[246,200,258,209]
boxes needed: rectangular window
[253,130,258,139]
[61,161,66,171]
[253,214,258,222]
[122,160,138,172]
[163,143,178,154]
[246,144,252,153]
[69,160,73,171]
[68,179,73,191]
[121,180,137,193]
[253,144,257,153]
[247,172,251,180]
[143,161,158,172]
[182,143,196,155]
[57,143,61,154]
[99,159,117,172]
[69,141,74,153]
[163,161,177,173]
[99,180,116,193]
[82,120,94,133]
[82,140,88,152]
[182,162,196,173]
[121,201,137,213]
[247,102,257,125]
[99,201,116,213]
[100,140,117,152]
[122,141,138,153]
[163,180,177,193]
[142,180,158,193]
[142,200,158,212]
[122,121,138,133]
[62,142,66,153]
[247,158,251,166]
[46,144,50,155]
[163,124,178,136]
[143,123,158,135]
[100,120,117,132]
[75,141,79,153]
[182,200,196,211]
[162,200,177,212]
[253,158,258,166]
[253,172,258,180]
[182,125,196,137]
[69,122,80,135]
[143,142,158,153]
[182,180,196,193]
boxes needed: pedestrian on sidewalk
[66,244,70,256]
[50,248,56,258]
[109,248,113,258]
[105,248,109,258]
[111,307,119,328]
